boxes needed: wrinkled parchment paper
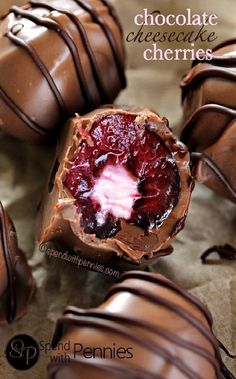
[0,0,236,377]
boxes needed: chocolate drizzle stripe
[181,104,236,146]
[192,55,236,67]
[10,5,93,108]
[6,30,68,116]
[106,284,219,351]
[181,67,236,98]
[29,0,110,103]
[0,203,16,323]
[48,355,159,379]
[51,271,235,379]
[191,40,236,68]
[117,271,213,326]
[99,0,123,35]
[53,315,203,379]
[212,39,236,52]
[62,307,221,375]
[73,0,126,89]
[191,152,236,201]
[201,244,236,264]
[107,279,234,379]
[0,86,48,136]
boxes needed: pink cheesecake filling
[91,165,140,224]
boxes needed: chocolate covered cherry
[0,0,126,141]
[48,271,235,379]
[0,202,34,324]
[37,107,193,270]
[180,39,236,202]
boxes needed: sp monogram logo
[5,334,39,370]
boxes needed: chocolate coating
[0,0,126,141]
[48,271,234,379]
[0,202,34,324]
[180,40,236,202]
[37,106,193,270]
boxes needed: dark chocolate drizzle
[7,29,68,116]
[29,0,110,103]
[62,307,221,373]
[2,1,125,136]
[181,40,236,207]
[180,104,236,147]
[181,67,236,100]
[191,152,236,201]
[192,55,236,67]
[117,271,213,325]
[0,202,16,323]
[53,316,203,379]
[48,354,160,379]
[51,271,235,379]
[181,39,236,101]
[115,272,235,379]
[201,244,236,264]
[100,0,123,35]
[73,0,126,89]
[212,39,236,53]
[191,39,236,68]
[0,86,48,136]
[107,285,216,346]
[10,5,93,108]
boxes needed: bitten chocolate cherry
[0,0,126,141]
[64,113,181,238]
[37,106,193,270]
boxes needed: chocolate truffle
[0,202,34,324]
[48,271,234,379]
[0,0,126,142]
[37,106,193,270]
[180,39,236,202]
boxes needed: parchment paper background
[0,0,236,378]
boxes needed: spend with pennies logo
[5,334,39,370]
